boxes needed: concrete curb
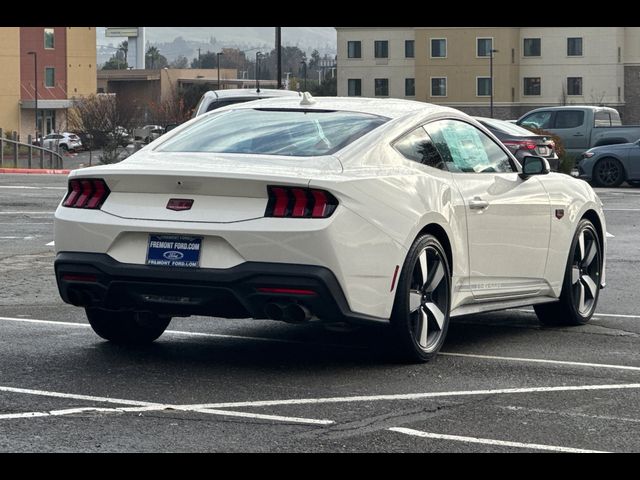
[0,168,71,175]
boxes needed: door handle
[573,133,585,137]
[469,198,490,210]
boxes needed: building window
[431,77,447,97]
[347,41,361,59]
[567,37,583,56]
[347,79,361,96]
[44,28,54,49]
[477,77,491,96]
[405,40,415,58]
[374,41,388,58]
[523,77,541,96]
[477,38,493,57]
[375,78,389,96]
[523,38,541,57]
[44,67,55,88]
[405,78,415,97]
[431,38,447,58]
[567,77,583,96]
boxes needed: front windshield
[158,108,389,157]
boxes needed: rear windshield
[479,118,537,136]
[158,108,389,157]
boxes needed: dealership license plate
[146,235,202,267]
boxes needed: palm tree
[146,46,160,70]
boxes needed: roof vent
[300,92,316,106]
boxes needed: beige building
[337,27,638,120]
[0,27,96,138]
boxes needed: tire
[390,234,451,362]
[534,219,602,326]
[60,144,69,152]
[85,308,171,344]
[592,157,625,187]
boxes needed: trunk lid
[71,152,343,223]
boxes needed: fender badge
[555,209,565,219]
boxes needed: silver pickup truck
[516,106,640,158]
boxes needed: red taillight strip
[266,186,338,219]
[62,178,110,209]
[257,287,317,296]
[291,188,309,217]
[62,180,82,207]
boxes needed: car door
[551,110,588,153]
[424,119,551,300]
[42,134,54,149]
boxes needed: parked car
[193,88,301,117]
[133,125,164,143]
[54,96,606,363]
[574,141,640,187]
[517,106,640,159]
[475,117,560,171]
[40,132,83,152]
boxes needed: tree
[191,51,217,68]
[68,94,139,164]
[145,46,168,70]
[101,41,128,70]
[311,75,337,96]
[169,55,189,69]
[309,49,321,70]
[148,84,194,127]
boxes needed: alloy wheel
[595,158,622,186]
[570,227,600,316]
[408,246,449,352]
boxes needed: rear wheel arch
[415,223,453,271]
[581,209,604,257]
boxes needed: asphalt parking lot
[0,174,639,452]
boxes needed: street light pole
[300,60,307,91]
[490,48,498,118]
[27,51,38,138]
[217,52,224,90]
[256,52,262,93]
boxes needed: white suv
[193,88,300,117]
[42,132,83,152]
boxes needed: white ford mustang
[54,95,606,362]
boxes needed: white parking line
[440,352,640,372]
[388,427,608,453]
[516,309,640,320]
[184,383,640,409]
[603,208,640,212]
[0,385,158,407]
[0,186,66,190]
[0,316,361,349]
[0,212,54,215]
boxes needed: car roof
[217,95,446,120]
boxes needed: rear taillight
[265,186,338,219]
[62,178,110,209]
[503,140,537,152]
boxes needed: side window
[519,111,553,129]
[594,110,612,127]
[424,119,514,174]
[555,110,585,129]
[394,127,446,170]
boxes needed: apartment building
[337,27,638,121]
[0,27,96,138]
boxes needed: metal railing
[0,128,64,170]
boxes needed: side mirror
[520,155,550,179]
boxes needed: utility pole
[217,52,224,90]
[27,51,38,138]
[276,27,282,89]
[256,52,262,93]
[490,48,498,118]
[198,48,201,68]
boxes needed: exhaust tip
[264,303,285,321]
[282,303,312,324]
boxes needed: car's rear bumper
[54,252,388,325]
